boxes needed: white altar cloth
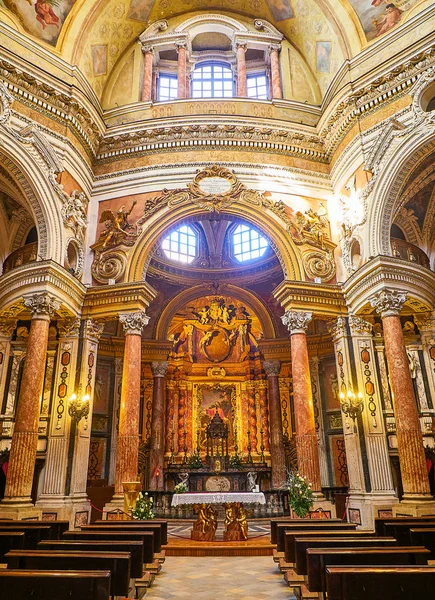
[171,492,265,507]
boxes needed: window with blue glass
[161,225,197,263]
[158,74,178,101]
[232,224,269,262]
[191,62,234,98]
[247,73,268,100]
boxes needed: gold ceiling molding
[272,280,346,318]
[82,280,157,321]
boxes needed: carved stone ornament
[83,319,105,342]
[0,81,14,126]
[0,318,17,337]
[61,191,89,241]
[370,290,407,318]
[349,315,373,335]
[119,311,150,335]
[302,250,336,282]
[151,361,169,378]
[91,249,128,284]
[23,293,60,318]
[327,317,346,341]
[57,317,81,338]
[281,310,313,334]
[263,360,281,377]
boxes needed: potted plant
[284,470,314,518]
[131,492,154,520]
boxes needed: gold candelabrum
[339,389,364,432]
[68,387,90,423]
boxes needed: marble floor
[145,556,296,600]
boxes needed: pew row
[63,530,154,564]
[409,528,435,561]
[276,522,357,554]
[0,532,25,562]
[0,525,51,549]
[96,519,168,546]
[374,516,435,536]
[81,523,162,553]
[0,520,69,540]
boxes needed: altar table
[171,492,266,541]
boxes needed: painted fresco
[316,41,331,73]
[91,44,108,76]
[348,0,416,41]
[405,182,433,230]
[2,0,76,46]
[127,0,154,22]
[267,0,294,21]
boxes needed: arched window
[162,225,197,263]
[191,62,234,98]
[232,224,268,262]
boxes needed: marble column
[236,42,247,97]
[176,42,188,99]
[269,44,283,100]
[0,319,16,407]
[109,357,123,486]
[141,46,154,102]
[282,310,322,495]
[370,290,432,500]
[263,360,286,489]
[309,357,329,487]
[114,312,149,496]
[3,293,59,504]
[149,361,169,491]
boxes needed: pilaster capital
[0,318,17,337]
[175,40,188,51]
[327,316,346,341]
[151,361,169,378]
[83,318,105,342]
[268,43,281,55]
[23,293,60,319]
[57,316,81,338]
[349,314,373,336]
[141,44,154,55]
[281,310,312,334]
[235,40,248,51]
[263,360,281,377]
[119,311,150,335]
[370,290,407,318]
[414,311,435,332]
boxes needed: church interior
[1,0,435,597]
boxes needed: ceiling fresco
[348,0,417,41]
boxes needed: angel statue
[247,471,257,492]
[178,471,189,491]
[99,200,138,247]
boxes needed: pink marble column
[114,312,149,495]
[236,42,247,97]
[141,46,154,102]
[247,382,258,454]
[176,42,188,99]
[264,360,287,488]
[371,291,432,499]
[3,294,59,502]
[282,311,323,495]
[269,44,283,100]
[149,361,169,491]
[258,382,270,452]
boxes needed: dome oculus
[232,224,268,262]
[162,225,197,263]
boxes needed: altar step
[163,540,275,557]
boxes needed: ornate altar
[205,409,229,470]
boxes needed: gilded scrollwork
[302,250,336,282]
[91,249,128,284]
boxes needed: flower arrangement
[131,492,154,520]
[174,483,187,494]
[285,470,314,518]
[228,454,243,470]
[187,452,203,468]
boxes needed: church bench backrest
[96,519,168,545]
[0,532,25,561]
[409,528,435,559]
[374,516,435,536]
[284,529,376,563]
[383,521,435,545]
[62,530,154,563]
[0,520,69,540]
[306,546,430,593]
[326,566,435,600]
[270,517,342,544]
[0,525,51,549]
[38,540,144,579]
[6,550,131,597]
[294,536,398,575]
[0,569,111,600]
[81,523,162,552]
[276,522,357,552]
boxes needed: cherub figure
[35,0,60,30]
[99,200,138,247]
[374,3,403,37]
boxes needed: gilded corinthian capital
[370,290,407,318]
[281,310,312,334]
[263,360,281,377]
[151,361,169,378]
[23,293,60,319]
[119,311,150,335]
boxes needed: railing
[391,238,430,269]
[3,242,38,274]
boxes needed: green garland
[285,471,314,518]
[131,492,154,520]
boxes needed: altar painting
[196,384,239,453]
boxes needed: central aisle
[146,556,296,600]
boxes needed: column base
[347,492,398,529]
[311,499,336,519]
[103,493,125,520]
[35,495,91,528]
[393,496,435,517]
[0,497,42,520]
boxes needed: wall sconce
[68,388,90,423]
[339,390,364,432]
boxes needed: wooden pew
[62,530,155,564]
[383,521,435,545]
[285,530,378,564]
[409,528,435,560]
[0,532,25,562]
[306,546,430,595]
[276,522,357,553]
[96,519,168,545]
[0,570,111,600]
[375,516,435,536]
[270,517,342,545]
[6,550,131,598]
[38,539,144,578]
[294,536,398,576]
[0,525,51,549]
[0,520,69,540]
[81,523,162,553]
[326,566,435,600]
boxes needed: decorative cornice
[370,290,407,318]
[0,318,17,337]
[263,359,281,377]
[23,293,60,319]
[151,360,169,378]
[348,314,373,335]
[83,318,105,342]
[57,316,81,338]
[327,317,346,342]
[119,311,150,335]
[281,310,312,334]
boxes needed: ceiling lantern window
[162,225,197,264]
[232,224,269,262]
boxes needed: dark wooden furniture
[81,523,162,553]
[38,539,144,578]
[0,532,25,561]
[276,521,357,553]
[383,521,435,545]
[270,517,342,544]
[374,516,435,536]
[409,528,435,559]
[63,530,154,563]
[306,546,430,593]
[284,529,376,563]
[96,519,168,545]
[326,566,435,600]
[6,550,131,597]
[0,569,111,600]
[0,520,69,540]
[0,525,51,549]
